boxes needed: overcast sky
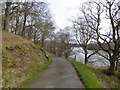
[42,0,88,29]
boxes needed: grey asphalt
[29,55,84,88]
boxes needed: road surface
[29,55,84,88]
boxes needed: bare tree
[21,2,34,36]
[81,0,120,74]
[56,28,73,58]
[44,32,57,54]
[71,17,97,64]
[30,2,55,46]
[2,1,55,47]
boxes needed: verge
[20,59,52,88]
[69,60,104,88]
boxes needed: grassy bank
[20,60,51,88]
[69,60,103,88]
[69,60,119,88]
[2,31,50,88]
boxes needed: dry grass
[2,31,49,88]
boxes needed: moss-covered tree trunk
[108,51,118,75]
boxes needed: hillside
[2,31,50,88]
[71,43,114,50]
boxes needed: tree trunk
[84,48,88,64]
[41,33,45,48]
[65,52,68,58]
[115,59,119,71]
[109,61,115,75]
[3,2,12,30]
[109,42,119,74]
[34,30,37,44]
[85,53,88,64]
[21,13,27,36]
[108,56,116,75]
[15,16,19,34]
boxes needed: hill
[71,43,114,51]
[2,31,50,88]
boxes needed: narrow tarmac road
[29,55,84,88]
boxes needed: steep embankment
[2,31,50,88]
